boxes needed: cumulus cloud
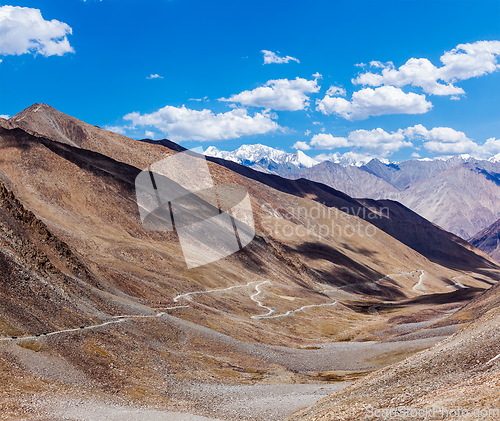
[123,105,280,142]
[403,124,498,156]
[326,85,346,96]
[220,77,320,111]
[440,41,500,82]
[302,128,411,157]
[353,40,500,97]
[299,123,499,159]
[482,138,500,155]
[316,85,432,120]
[292,141,311,151]
[261,50,300,64]
[310,133,350,149]
[147,74,163,79]
[0,6,74,57]
[0,114,10,119]
[348,128,412,155]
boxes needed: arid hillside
[470,218,500,263]
[0,104,499,420]
[289,282,500,421]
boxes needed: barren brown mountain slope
[0,104,499,419]
[384,164,500,240]
[289,161,398,198]
[289,282,500,421]
[470,218,500,263]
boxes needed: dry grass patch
[309,370,373,382]
[16,340,49,352]
[0,317,23,337]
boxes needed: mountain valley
[0,105,499,420]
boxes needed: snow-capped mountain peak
[489,153,500,163]
[203,144,317,171]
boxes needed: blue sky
[0,0,499,163]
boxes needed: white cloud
[123,105,280,142]
[348,128,412,155]
[304,129,311,136]
[423,139,478,155]
[403,124,472,155]
[147,74,163,79]
[310,133,350,149]
[326,85,346,96]
[312,72,322,79]
[370,60,392,69]
[316,85,432,120]
[404,124,500,158]
[0,114,9,119]
[0,6,74,57]
[292,141,311,151]
[305,128,412,157]
[145,130,156,139]
[299,123,499,159]
[353,40,500,97]
[219,77,320,111]
[403,124,469,143]
[261,50,300,64]
[440,41,500,82]
[188,96,209,102]
[483,138,500,155]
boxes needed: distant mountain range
[204,144,317,176]
[205,144,500,240]
[204,144,367,176]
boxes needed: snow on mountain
[416,154,474,163]
[204,144,317,171]
[489,153,500,163]
[204,144,498,178]
[321,153,387,167]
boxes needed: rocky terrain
[383,162,500,240]
[470,218,500,263]
[0,104,499,420]
[289,282,500,421]
[287,161,397,198]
